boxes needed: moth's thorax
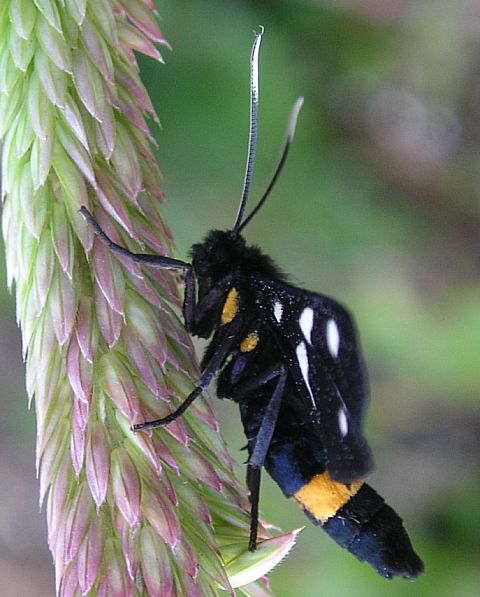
[190,229,286,282]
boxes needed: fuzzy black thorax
[190,230,286,282]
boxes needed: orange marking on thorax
[240,331,259,352]
[293,472,363,523]
[221,288,239,324]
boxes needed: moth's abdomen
[262,430,423,579]
[303,481,424,579]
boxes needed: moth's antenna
[231,27,264,235]
[238,96,304,233]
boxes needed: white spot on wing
[273,301,283,323]
[296,341,316,408]
[299,307,314,344]
[338,408,348,437]
[326,318,340,358]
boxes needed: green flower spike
[0,1,297,595]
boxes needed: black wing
[252,275,373,484]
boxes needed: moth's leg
[80,207,191,271]
[248,365,286,469]
[194,285,224,321]
[182,267,197,333]
[133,319,243,431]
[234,363,285,401]
[247,466,262,552]
[236,364,287,550]
[184,279,229,335]
[81,207,199,333]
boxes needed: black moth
[81,29,423,580]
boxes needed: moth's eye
[192,250,211,276]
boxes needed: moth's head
[190,230,246,279]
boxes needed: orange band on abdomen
[293,472,363,523]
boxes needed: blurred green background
[1,0,480,595]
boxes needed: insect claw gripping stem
[132,387,204,431]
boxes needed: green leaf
[0,77,24,138]
[56,120,95,187]
[34,227,56,313]
[17,220,38,281]
[0,46,22,94]
[28,72,54,140]
[0,2,8,33]
[52,144,92,252]
[36,13,72,73]
[19,161,48,239]
[33,0,62,33]
[65,0,87,26]
[30,133,54,189]
[62,93,89,149]
[72,48,105,121]
[9,26,35,72]
[51,202,75,279]
[110,122,141,199]
[52,143,88,210]
[10,0,37,40]
[14,106,35,157]
[117,0,166,44]
[49,264,77,345]
[80,18,115,84]
[224,531,301,589]
[34,48,67,107]
[89,0,118,49]
[1,121,23,195]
